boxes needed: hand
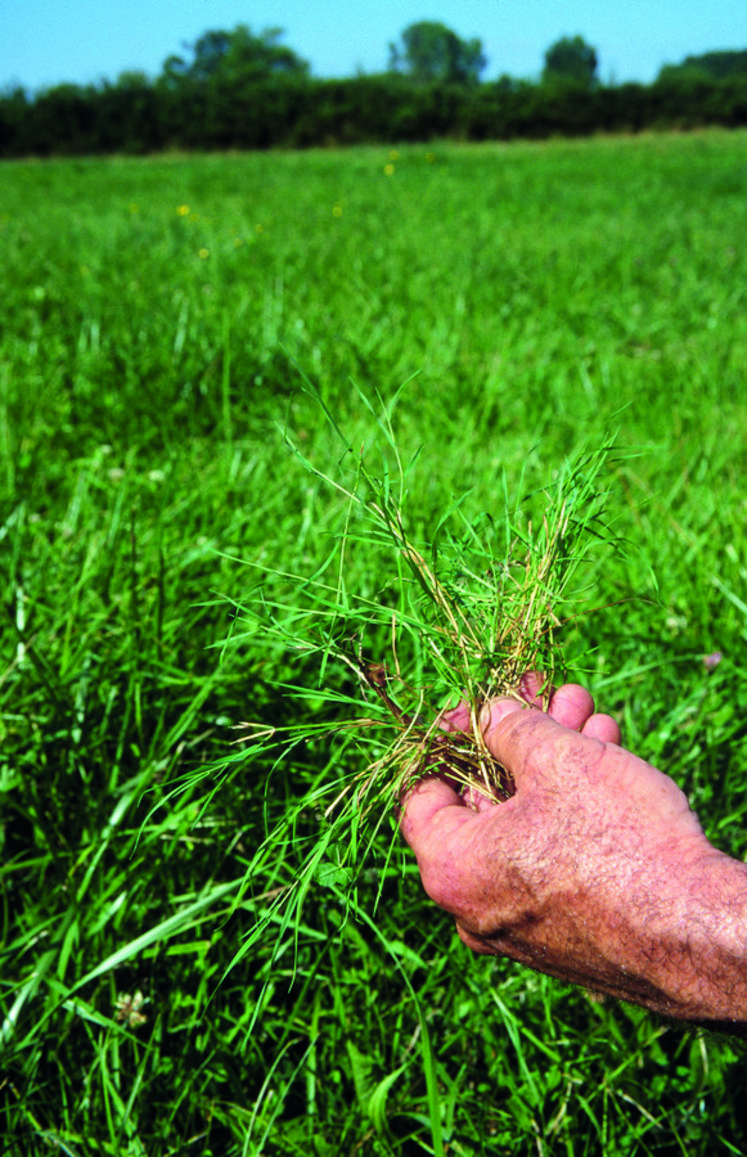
[400,678,747,1022]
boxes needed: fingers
[439,701,472,733]
[486,680,622,746]
[398,775,471,853]
[547,683,595,729]
[479,699,606,792]
[518,670,551,706]
[580,712,621,745]
[413,680,621,828]
[547,685,621,744]
[442,679,615,736]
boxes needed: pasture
[1,130,747,1153]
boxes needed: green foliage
[543,35,599,89]
[3,24,747,156]
[172,420,623,984]
[1,135,747,1152]
[659,50,747,82]
[160,24,309,89]
[388,21,487,87]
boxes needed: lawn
[1,130,747,1154]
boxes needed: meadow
[1,130,747,1154]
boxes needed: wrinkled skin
[400,678,747,1023]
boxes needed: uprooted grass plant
[187,391,620,958]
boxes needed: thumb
[479,698,579,791]
[399,775,474,856]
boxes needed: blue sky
[3,0,746,92]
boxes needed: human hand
[400,678,747,1021]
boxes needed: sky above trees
[3,0,746,92]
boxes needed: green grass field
[2,130,747,1155]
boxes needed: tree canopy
[3,22,747,158]
[543,35,598,88]
[159,25,309,90]
[388,21,486,86]
[658,50,747,82]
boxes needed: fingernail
[479,696,526,732]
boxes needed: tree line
[1,23,746,157]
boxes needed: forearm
[580,840,747,1024]
[458,837,747,1026]
[648,846,747,1024]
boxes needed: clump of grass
[207,386,617,939]
[326,455,611,807]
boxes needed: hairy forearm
[650,847,747,1024]
[457,837,747,1026]
[571,841,747,1023]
